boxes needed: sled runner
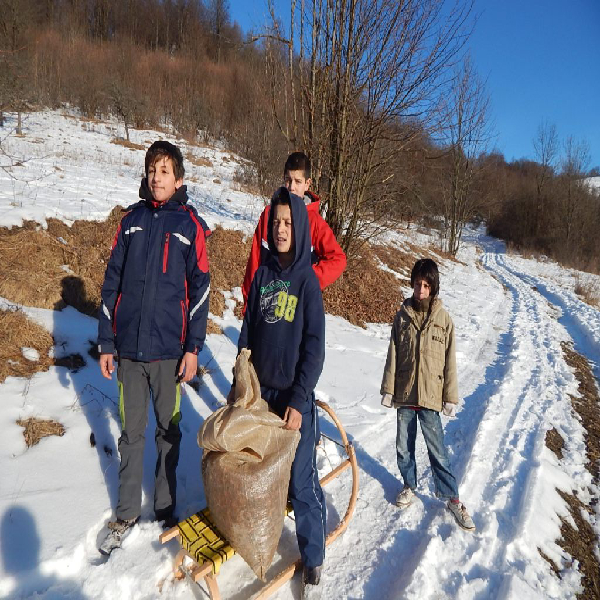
[159,400,359,599]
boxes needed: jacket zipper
[113,293,122,335]
[163,232,170,273]
[180,300,187,343]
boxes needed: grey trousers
[116,358,182,521]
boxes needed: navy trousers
[262,388,326,569]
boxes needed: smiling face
[413,277,431,301]
[272,202,295,266]
[147,156,182,203]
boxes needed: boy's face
[147,156,182,203]
[413,277,431,301]
[284,169,311,198]
[272,203,294,257]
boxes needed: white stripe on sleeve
[189,284,210,319]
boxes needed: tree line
[1,0,598,273]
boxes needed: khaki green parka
[380,296,458,411]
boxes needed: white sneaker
[446,501,475,531]
[395,486,415,509]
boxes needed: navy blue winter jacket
[98,180,210,361]
[239,188,325,413]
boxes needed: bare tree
[208,0,231,63]
[264,0,473,253]
[437,56,492,255]
[560,136,590,247]
[532,119,558,235]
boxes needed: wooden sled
[159,400,359,599]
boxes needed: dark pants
[262,388,326,569]
[116,358,182,521]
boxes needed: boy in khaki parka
[380,258,475,531]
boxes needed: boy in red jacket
[241,152,346,312]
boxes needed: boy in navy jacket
[97,141,210,555]
[238,187,326,588]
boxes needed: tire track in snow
[338,258,512,600]
[400,249,580,599]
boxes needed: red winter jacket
[242,191,346,312]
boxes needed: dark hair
[145,141,185,180]
[271,186,292,208]
[284,152,311,180]
[410,258,439,297]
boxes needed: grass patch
[544,342,600,597]
[206,225,251,318]
[110,138,145,151]
[0,307,54,384]
[0,208,123,316]
[324,244,403,327]
[185,152,213,169]
[574,276,600,308]
[0,216,441,331]
[17,417,65,447]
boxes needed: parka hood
[266,187,311,272]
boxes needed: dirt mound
[1,213,439,342]
[206,225,251,318]
[324,244,404,327]
[0,209,123,315]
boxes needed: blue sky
[229,0,600,170]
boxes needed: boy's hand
[442,402,457,417]
[283,406,302,430]
[178,352,198,383]
[381,393,393,408]
[100,354,115,379]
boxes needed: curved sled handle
[254,400,359,599]
[315,399,359,545]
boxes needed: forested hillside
[1,0,599,268]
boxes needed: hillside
[1,111,599,600]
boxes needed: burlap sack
[198,349,300,580]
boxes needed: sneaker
[395,486,415,509]
[302,565,322,586]
[446,500,475,531]
[98,517,138,556]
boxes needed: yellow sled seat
[177,509,235,575]
[159,400,359,600]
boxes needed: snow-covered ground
[1,111,599,599]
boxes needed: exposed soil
[540,342,600,598]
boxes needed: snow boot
[300,565,323,600]
[98,517,138,555]
[395,486,415,509]
[155,509,178,530]
[446,500,475,531]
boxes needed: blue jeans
[396,407,459,499]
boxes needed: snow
[584,176,600,193]
[1,111,599,599]
[20,348,40,362]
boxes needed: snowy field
[1,111,599,599]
